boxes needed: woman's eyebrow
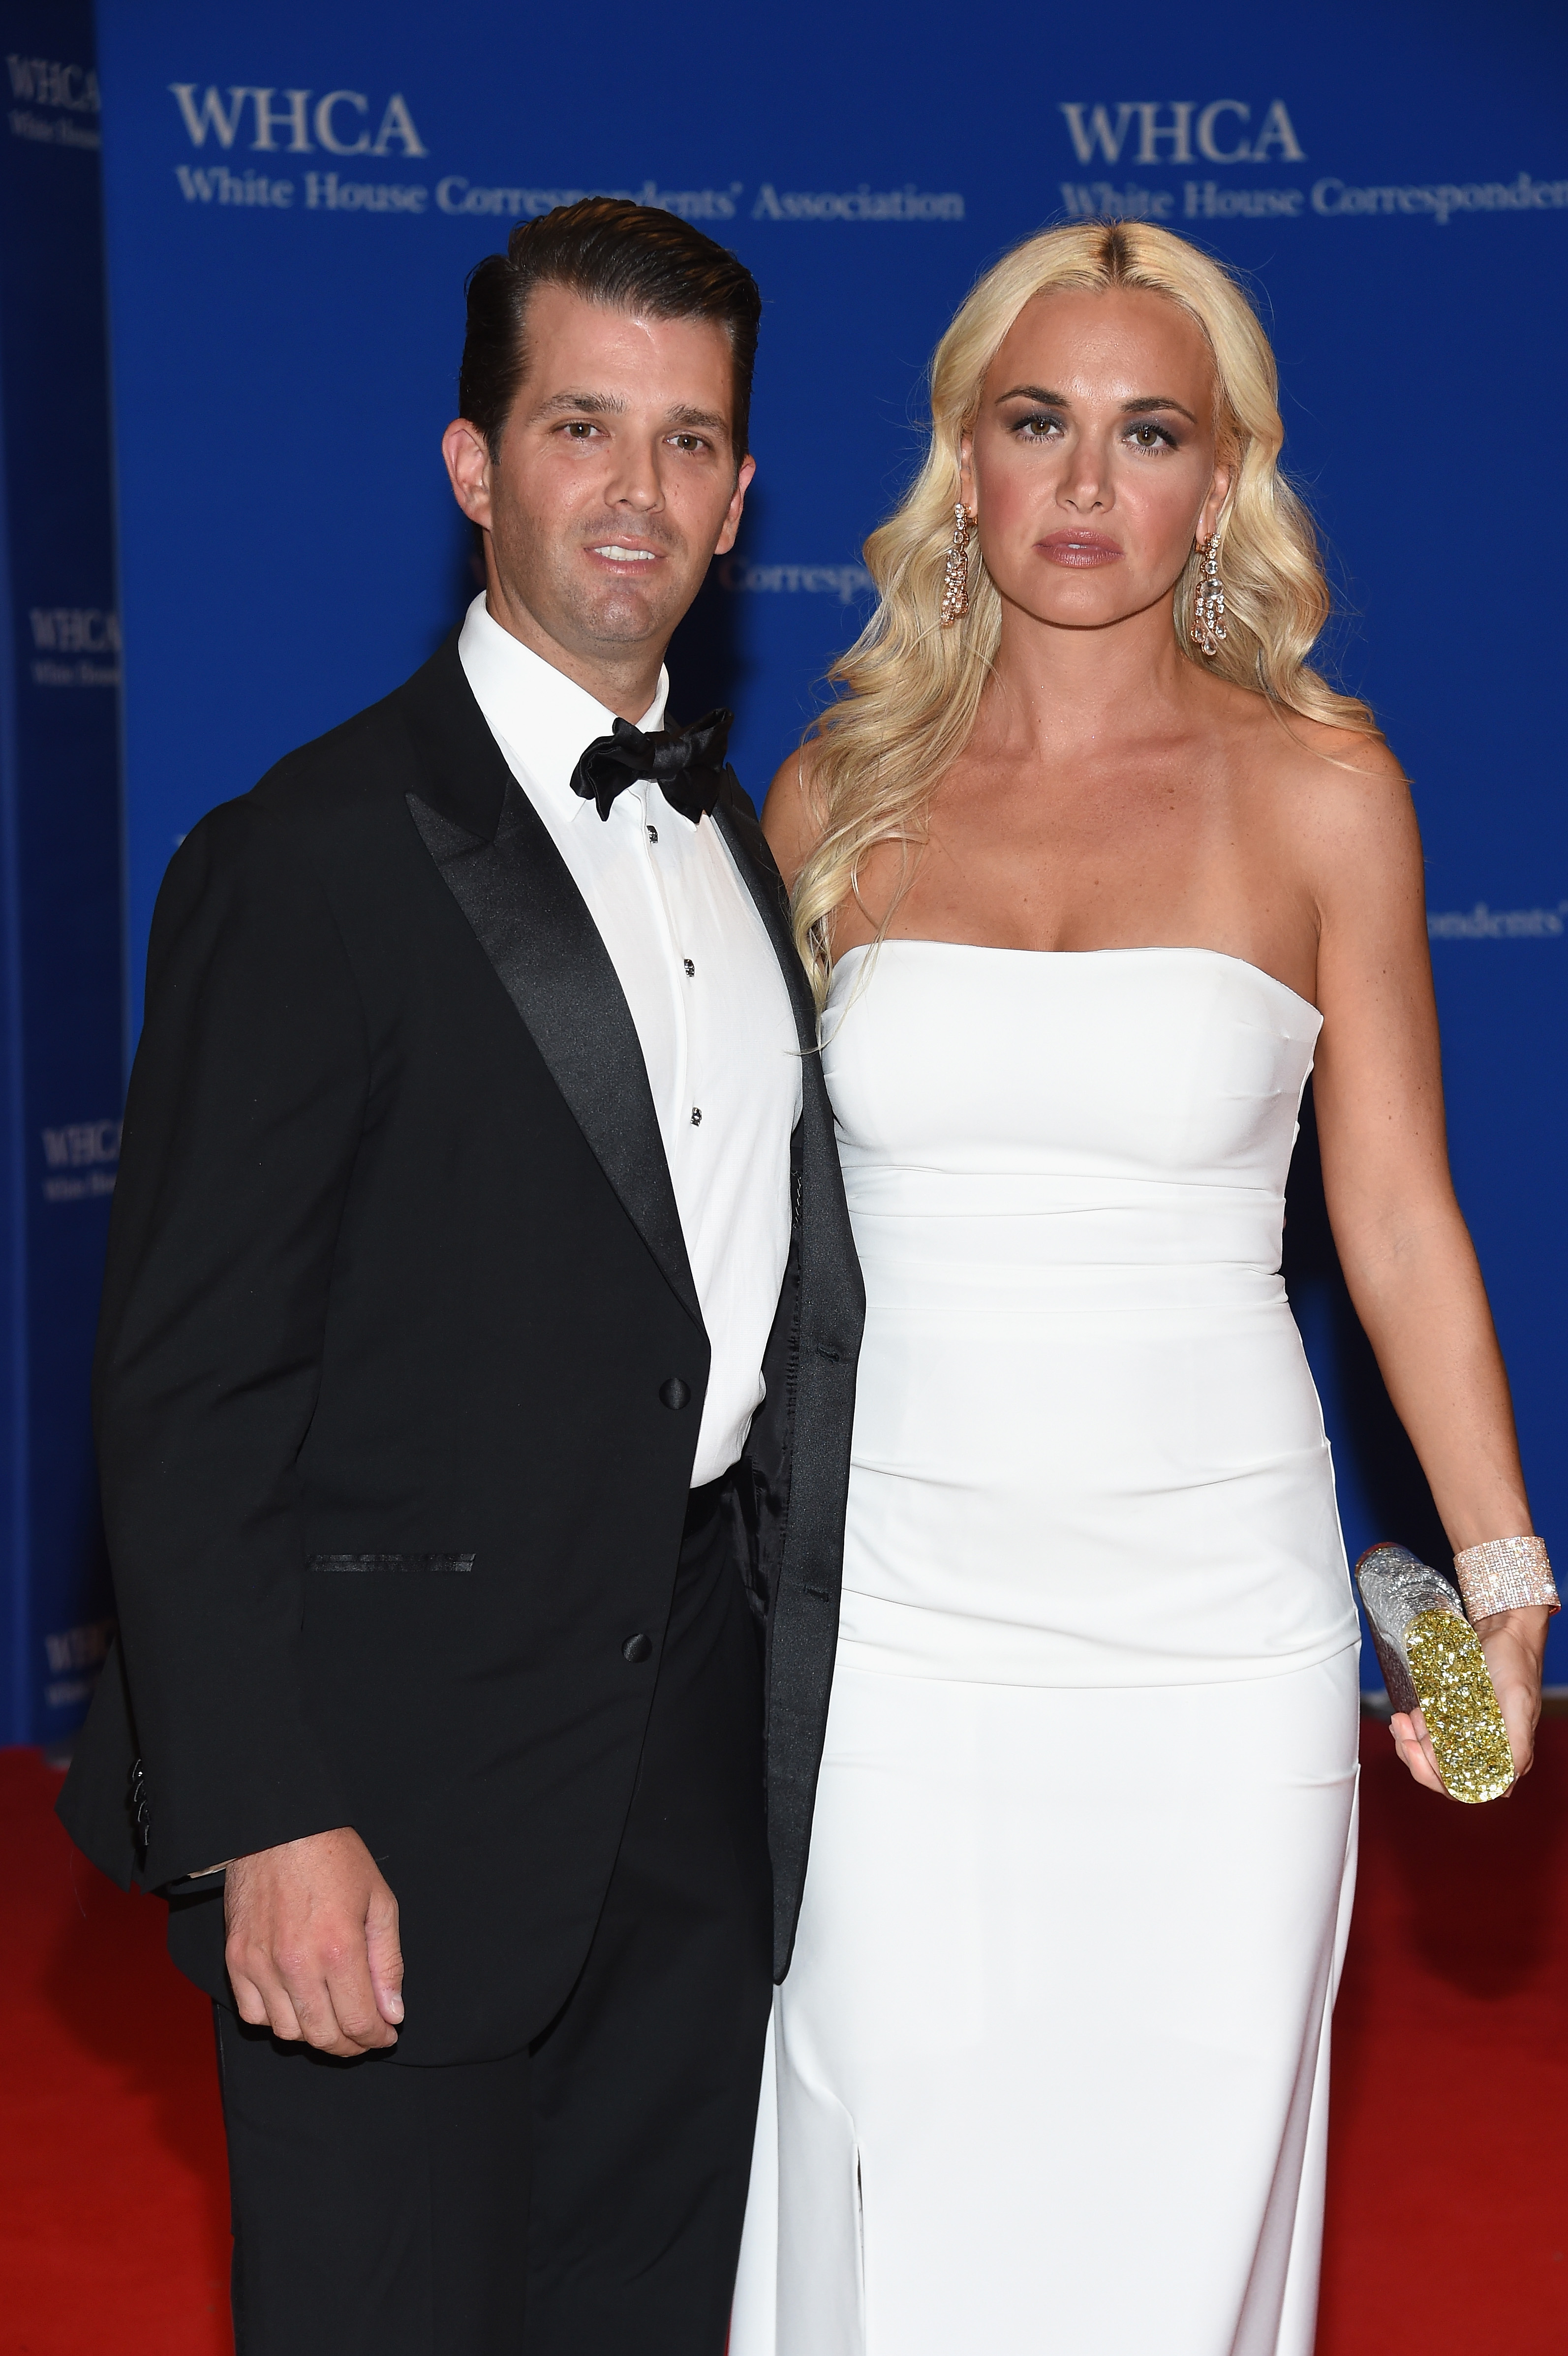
[992,386,1198,426]
[1121,394,1199,423]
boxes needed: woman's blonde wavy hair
[792,217,1380,1004]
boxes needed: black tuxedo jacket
[58,630,863,2065]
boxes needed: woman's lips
[1037,531,1124,567]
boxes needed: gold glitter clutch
[1354,1543,1515,1804]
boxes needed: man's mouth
[589,544,659,563]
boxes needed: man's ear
[714,453,756,558]
[442,419,493,529]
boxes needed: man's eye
[562,421,598,438]
[670,434,708,453]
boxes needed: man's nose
[605,439,664,510]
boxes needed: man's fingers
[267,1930,386,2055]
[320,1917,398,2047]
[226,1927,305,2039]
[220,1829,402,2053]
[231,1935,391,2055]
[264,1989,307,2044]
[231,1953,378,2055]
[228,1966,274,2032]
[229,1956,306,2044]
[319,1955,398,2051]
[280,1967,371,2056]
[326,1991,397,2050]
[366,1888,405,2026]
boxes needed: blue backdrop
[89,0,1568,1685]
[0,1,120,1748]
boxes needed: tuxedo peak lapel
[710,797,820,1055]
[407,776,701,1330]
[396,628,511,843]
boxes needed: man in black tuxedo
[59,198,862,2356]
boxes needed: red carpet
[1,1748,229,2356]
[1317,1710,1568,2354]
[3,1724,1566,2354]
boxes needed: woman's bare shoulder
[1241,702,1420,912]
[1257,704,1404,786]
[761,741,828,890]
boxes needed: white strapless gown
[732,944,1361,2356]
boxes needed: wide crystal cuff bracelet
[1452,1535,1559,1619]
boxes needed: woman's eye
[1016,413,1063,440]
[1127,420,1176,451]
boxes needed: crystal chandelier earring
[1191,531,1227,657]
[940,501,975,627]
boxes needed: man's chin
[568,584,688,651]
[491,555,699,672]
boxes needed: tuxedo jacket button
[622,1633,653,1664]
[659,1377,691,1410]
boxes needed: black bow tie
[569,709,735,825]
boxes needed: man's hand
[223,1827,403,2056]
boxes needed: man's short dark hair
[459,197,762,465]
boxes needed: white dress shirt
[458,594,802,1486]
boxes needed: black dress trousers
[215,1477,773,2356]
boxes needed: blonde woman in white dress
[730,220,1553,2356]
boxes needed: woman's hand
[1476,1605,1549,1781]
[1388,1703,1444,1794]
[1389,1604,1549,1796]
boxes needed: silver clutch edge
[1354,1542,1515,1804]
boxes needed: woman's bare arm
[761,748,821,893]
[1305,736,1547,1788]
